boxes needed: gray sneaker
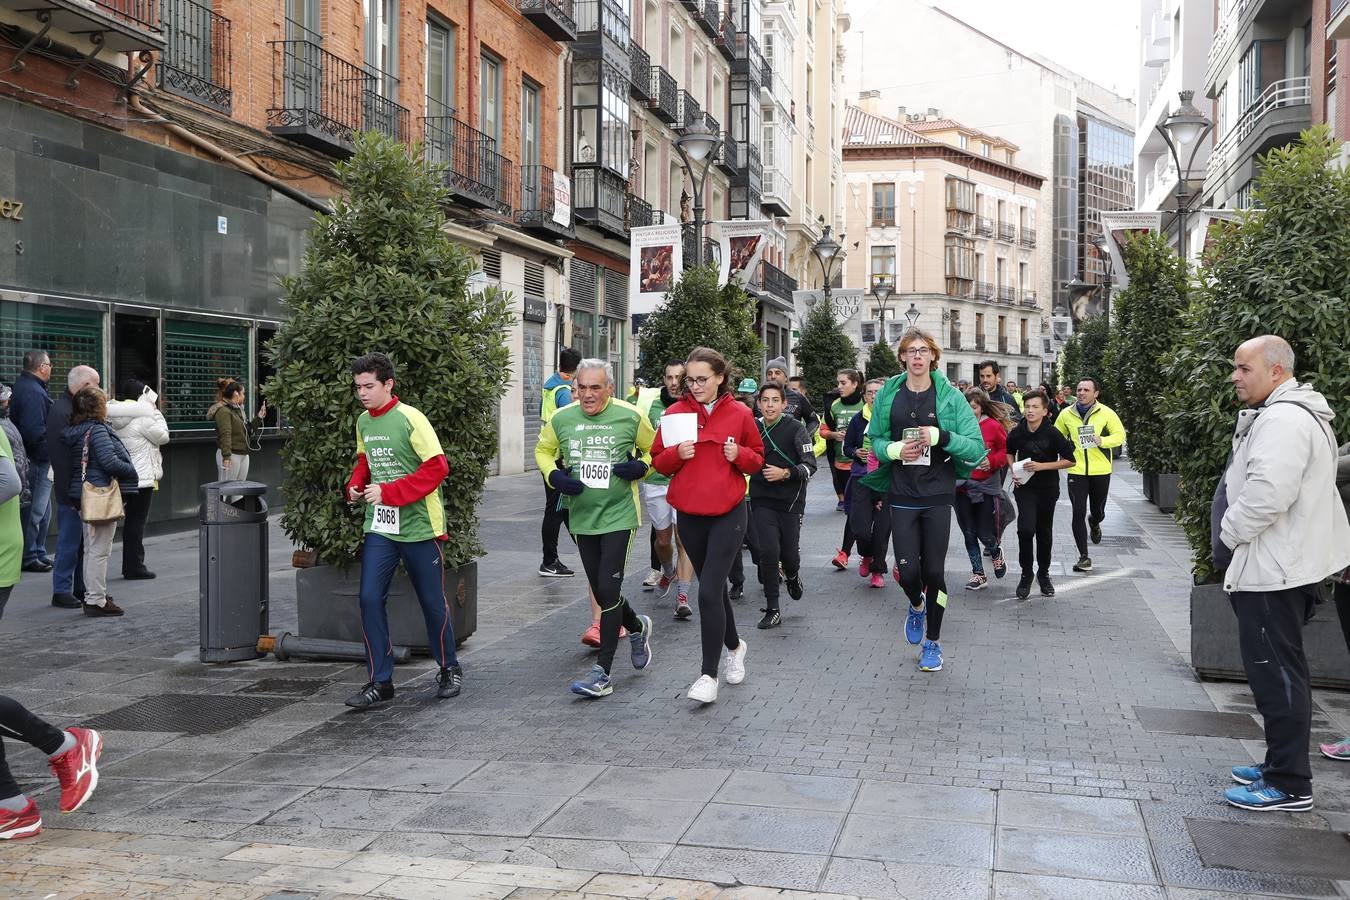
[630,615,653,670]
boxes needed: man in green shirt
[535,359,655,697]
[343,353,462,709]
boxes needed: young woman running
[651,348,764,704]
[859,329,986,672]
[843,378,891,589]
[1005,389,1077,600]
[955,388,1011,591]
[821,370,865,567]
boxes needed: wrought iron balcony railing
[424,111,502,209]
[694,0,718,37]
[733,32,763,86]
[975,334,987,352]
[628,193,654,229]
[648,64,678,122]
[974,281,993,301]
[518,0,577,42]
[676,90,701,131]
[158,0,231,113]
[997,222,1015,242]
[997,285,1015,303]
[949,328,962,351]
[1021,338,1031,355]
[702,111,720,136]
[716,14,735,61]
[517,164,574,236]
[975,216,993,236]
[268,39,409,153]
[92,0,160,32]
[629,41,651,101]
[1019,290,1038,308]
[760,260,797,303]
[572,165,627,238]
[1019,226,1036,247]
[715,132,741,175]
[998,336,1009,354]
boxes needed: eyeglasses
[684,375,714,387]
[901,347,932,358]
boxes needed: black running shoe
[785,575,803,601]
[539,560,575,578]
[729,583,744,601]
[1072,556,1093,573]
[1015,574,1033,601]
[1090,521,1102,545]
[757,608,781,629]
[345,681,394,709]
[436,666,463,699]
[1037,572,1056,596]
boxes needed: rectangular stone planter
[1141,470,1157,503]
[296,559,477,652]
[1155,473,1179,514]
[1191,581,1350,690]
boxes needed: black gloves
[612,456,649,481]
[548,468,585,496]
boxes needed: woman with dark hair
[955,387,1011,591]
[209,378,264,483]
[843,378,891,589]
[108,379,169,580]
[820,369,865,561]
[1005,389,1077,600]
[62,387,138,618]
[860,329,986,673]
[652,347,764,704]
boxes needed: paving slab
[398,792,569,837]
[655,846,829,891]
[993,871,1166,899]
[335,756,486,793]
[819,857,991,899]
[536,796,705,843]
[851,779,996,824]
[995,825,1157,884]
[834,814,994,870]
[680,803,845,855]
[997,789,1146,835]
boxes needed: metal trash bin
[199,480,269,663]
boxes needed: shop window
[0,301,103,381]
[113,312,159,400]
[571,310,595,359]
[163,318,250,431]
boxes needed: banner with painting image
[1098,211,1164,290]
[629,223,683,316]
[713,219,772,288]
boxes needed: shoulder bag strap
[81,430,90,482]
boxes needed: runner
[343,353,462,709]
[640,360,695,618]
[860,329,986,673]
[977,361,1021,422]
[749,382,816,629]
[763,357,819,435]
[535,359,655,698]
[652,347,763,704]
[843,379,891,589]
[1005,389,1077,600]
[539,347,581,578]
[822,369,865,544]
[955,388,1011,591]
[1054,377,1126,573]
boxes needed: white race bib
[1077,425,1096,449]
[578,459,612,489]
[901,428,931,467]
[371,503,400,535]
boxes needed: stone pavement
[2,466,1350,899]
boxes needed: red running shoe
[858,557,872,578]
[869,573,885,589]
[580,623,601,648]
[831,550,848,570]
[49,727,102,814]
[0,799,41,840]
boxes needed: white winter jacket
[107,389,170,488]
[1220,378,1350,593]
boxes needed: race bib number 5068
[372,503,400,535]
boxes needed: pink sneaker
[1320,739,1350,761]
[858,557,872,578]
[831,550,848,570]
[869,573,885,589]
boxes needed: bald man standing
[1217,336,1350,812]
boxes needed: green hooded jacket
[860,368,988,493]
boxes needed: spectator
[47,365,99,610]
[209,379,264,483]
[9,350,53,573]
[0,384,30,509]
[108,379,169,580]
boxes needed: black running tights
[0,691,65,799]
[576,531,644,674]
[678,505,745,677]
[889,504,951,640]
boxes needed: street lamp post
[672,121,721,267]
[810,215,843,309]
[872,277,894,346]
[1154,90,1213,264]
[1092,234,1116,327]
[904,302,920,329]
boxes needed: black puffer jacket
[62,420,139,503]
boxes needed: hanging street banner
[552,172,571,228]
[1098,211,1163,289]
[629,223,683,316]
[1192,208,1243,264]
[712,219,771,288]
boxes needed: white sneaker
[724,640,748,685]
[687,674,718,703]
[641,569,661,589]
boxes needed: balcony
[519,0,577,42]
[1205,76,1311,193]
[871,208,897,228]
[975,216,993,237]
[948,327,962,351]
[1019,227,1036,247]
[681,223,718,268]
[973,281,993,302]
[997,285,1015,303]
[715,134,741,175]
[517,165,574,239]
[702,111,720,136]
[762,164,790,217]
[1021,338,1031,356]
[1332,0,1350,40]
[424,112,505,210]
[648,64,678,122]
[997,222,1015,242]
[759,260,797,304]
[1019,291,1038,308]
[629,42,651,101]
[997,336,1009,354]
[158,0,231,113]
[676,90,701,132]
[573,166,628,239]
[574,0,630,69]
[733,32,764,87]
[975,334,987,352]
[695,0,719,38]
[0,0,166,54]
[269,40,410,154]
[627,194,655,229]
[715,13,736,61]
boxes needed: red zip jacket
[968,415,1008,482]
[651,392,765,516]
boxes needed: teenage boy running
[749,383,816,628]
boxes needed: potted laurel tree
[1102,231,1187,511]
[264,131,513,651]
[1161,127,1350,686]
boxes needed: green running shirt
[643,393,672,487]
[355,401,446,542]
[831,396,865,464]
[534,397,656,535]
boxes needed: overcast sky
[847,0,1142,99]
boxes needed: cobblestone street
[2,467,1349,899]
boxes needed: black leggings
[954,492,1000,575]
[890,504,951,640]
[728,499,760,588]
[830,465,851,498]
[752,505,801,608]
[1067,474,1110,557]
[678,505,745,677]
[848,479,890,573]
[1015,488,1058,576]
[1334,582,1350,656]
[576,531,644,675]
[0,692,65,799]
[839,469,856,553]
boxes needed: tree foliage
[1057,314,1110,395]
[865,340,902,381]
[636,266,764,384]
[1101,232,1189,474]
[796,301,859,398]
[264,131,514,569]
[1162,126,1350,580]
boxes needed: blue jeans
[22,466,52,565]
[53,501,85,597]
[358,533,457,684]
